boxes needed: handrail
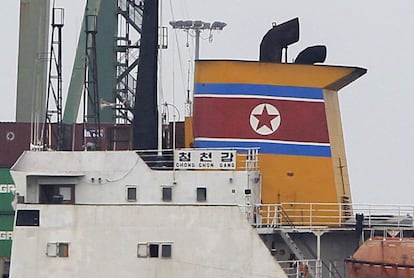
[322,260,343,278]
[253,202,414,229]
[278,259,321,278]
[279,205,295,228]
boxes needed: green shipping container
[0,215,13,256]
[0,168,15,257]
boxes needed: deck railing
[278,259,321,278]
[253,202,414,229]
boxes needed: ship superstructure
[9,150,290,277]
[3,1,414,278]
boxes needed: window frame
[161,244,172,258]
[149,244,159,258]
[16,209,40,226]
[126,186,137,202]
[137,243,148,258]
[162,187,172,202]
[137,242,173,258]
[46,242,69,257]
[39,184,75,204]
[196,187,207,202]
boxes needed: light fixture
[211,21,226,30]
[169,19,227,60]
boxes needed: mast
[43,6,64,150]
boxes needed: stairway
[278,229,316,278]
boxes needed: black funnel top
[259,18,299,63]
[295,45,327,64]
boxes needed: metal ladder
[278,229,317,278]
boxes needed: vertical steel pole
[195,28,201,60]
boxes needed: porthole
[6,131,15,141]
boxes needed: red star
[253,105,279,131]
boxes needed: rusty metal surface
[0,122,185,168]
[346,236,414,278]
[0,122,31,168]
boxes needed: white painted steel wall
[10,205,287,277]
[11,151,261,206]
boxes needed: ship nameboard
[174,149,236,169]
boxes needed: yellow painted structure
[193,60,365,91]
[189,60,366,212]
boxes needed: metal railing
[278,259,321,278]
[253,202,414,229]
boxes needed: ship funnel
[295,45,327,64]
[259,18,299,63]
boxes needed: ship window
[162,187,172,201]
[16,209,39,226]
[39,184,75,204]
[161,244,172,258]
[59,187,72,201]
[137,242,172,258]
[196,187,207,202]
[126,186,137,201]
[46,242,69,257]
[149,244,159,257]
[137,243,147,257]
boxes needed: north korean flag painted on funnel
[193,83,331,157]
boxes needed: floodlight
[169,20,181,28]
[211,21,227,30]
[182,20,193,28]
[202,22,211,29]
[169,19,227,60]
[193,20,204,28]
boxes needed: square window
[161,244,172,258]
[46,243,58,257]
[196,187,207,202]
[46,242,69,257]
[162,187,172,201]
[58,243,69,257]
[137,243,147,258]
[39,185,75,204]
[16,210,39,226]
[149,244,159,257]
[127,186,137,201]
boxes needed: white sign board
[174,150,236,170]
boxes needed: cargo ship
[2,1,414,277]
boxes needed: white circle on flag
[249,103,281,135]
